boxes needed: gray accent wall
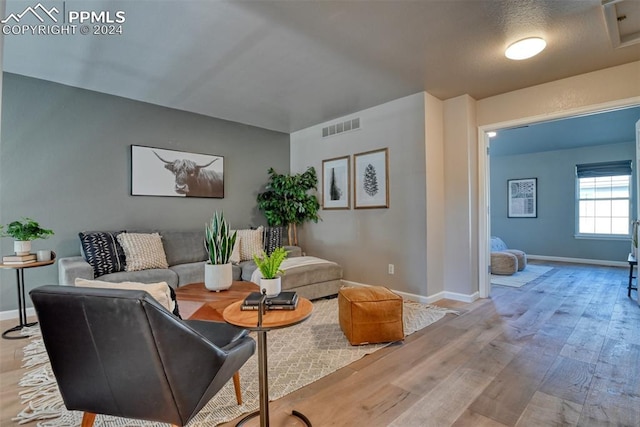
[490,141,635,262]
[0,73,289,312]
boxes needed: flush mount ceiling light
[505,37,547,60]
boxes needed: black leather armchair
[30,285,256,427]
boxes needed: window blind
[575,160,632,178]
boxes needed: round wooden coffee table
[224,297,313,427]
[176,281,259,321]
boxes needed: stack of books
[241,291,299,311]
[2,253,37,265]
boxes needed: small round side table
[0,252,56,339]
[223,296,313,427]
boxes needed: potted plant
[0,218,54,255]
[256,167,320,246]
[204,212,237,291]
[253,246,288,297]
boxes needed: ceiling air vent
[322,118,361,138]
[602,0,640,48]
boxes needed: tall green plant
[256,167,320,245]
[253,247,288,279]
[204,212,237,265]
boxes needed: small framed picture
[354,148,389,209]
[507,178,537,218]
[322,156,350,209]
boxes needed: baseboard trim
[341,281,479,304]
[0,307,35,322]
[527,255,627,268]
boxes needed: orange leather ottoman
[338,286,404,345]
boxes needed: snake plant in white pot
[204,212,237,291]
[253,247,288,297]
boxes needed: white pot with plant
[0,218,54,255]
[253,247,288,297]
[204,212,237,291]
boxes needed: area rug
[15,298,456,426]
[491,264,553,288]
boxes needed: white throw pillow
[229,235,241,264]
[236,226,264,261]
[74,278,175,312]
[116,232,169,272]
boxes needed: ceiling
[491,105,640,157]
[2,0,640,133]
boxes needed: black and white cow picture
[152,151,224,198]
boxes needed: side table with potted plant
[0,218,55,339]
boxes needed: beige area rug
[491,264,554,288]
[15,298,456,426]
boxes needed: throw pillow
[75,278,178,315]
[116,232,169,272]
[263,226,283,255]
[78,231,127,277]
[229,236,241,264]
[236,226,264,261]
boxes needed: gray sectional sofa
[58,230,343,300]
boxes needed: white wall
[477,62,640,127]
[443,95,478,298]
[291,92,445,299]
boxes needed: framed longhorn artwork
[131,145,224,198]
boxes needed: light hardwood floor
[1,262,638,426]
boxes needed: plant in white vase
[0,218,54,255]
[204,212,237,291]
[253,247,288,297]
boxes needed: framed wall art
[507,178,537,218]
[354,148,389,209]
[131,145,224,198]
[322,155,350,209]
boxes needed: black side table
[0,253,56,339]
[627,253,638,298]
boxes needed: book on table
[241,291,299,310]
[2,259,37,265]
[3,253,37,262]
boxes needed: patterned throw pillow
[236,226,264,261]
[79,231,127,277]
[116,232,169,272]
[263,226,283,255]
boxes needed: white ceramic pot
[204,262,233,291]
[260,277,281,298]
[37,250,52,262]
[14,240,31,256]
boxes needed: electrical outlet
[388,264,395,275]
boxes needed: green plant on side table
[253,246,288,297]
[0,218,54,256]
[204,212,237,291]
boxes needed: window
[576,160,632,237]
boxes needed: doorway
[478,100,640,298]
